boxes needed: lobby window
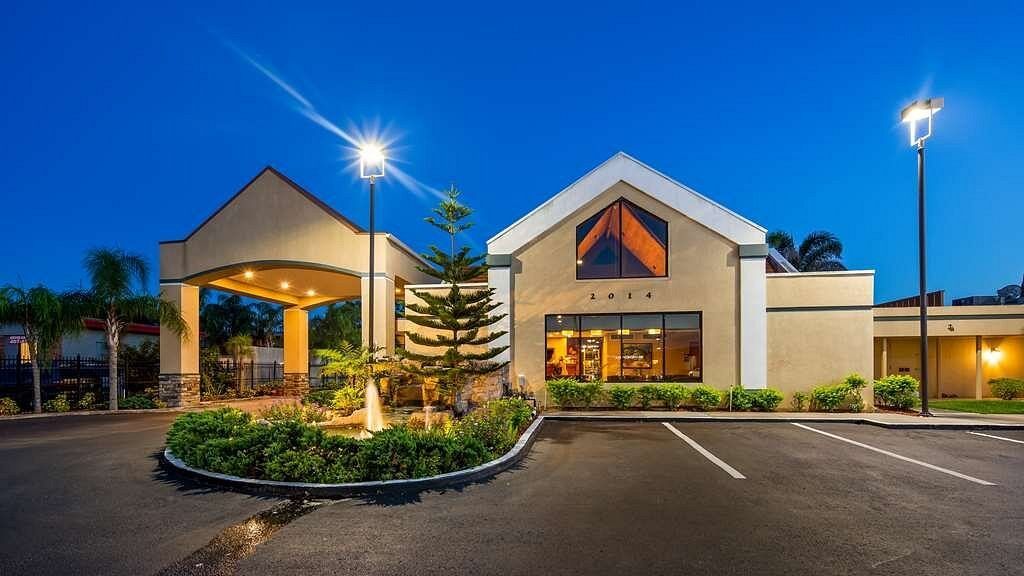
[576,198,668,279]
[545,315,579,380]
[544,312,701,382]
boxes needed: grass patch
[929,399,1024,414]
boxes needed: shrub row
[165,398,535,483]
[989,378,1024,400]
[546,379,785,412]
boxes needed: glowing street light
[900,97,943,416]
[359,145,386,180]
[359,143,386,357]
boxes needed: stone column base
[283,373,310,397]
[159,373,201,408]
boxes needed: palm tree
[82,248,190,410]
[767,230,847,272]
[249,302,282,348]
[0,286,83,413]
[224,334,254,391]
[200,292,255,351]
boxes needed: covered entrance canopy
[158,166,433,406]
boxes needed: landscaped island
[165,397,534,483]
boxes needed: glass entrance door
[580,337,603,381]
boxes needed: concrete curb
[160,416,547,498]
[542,413,1024,430]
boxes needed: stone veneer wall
[159,373,200,407]
[283,373,310,396]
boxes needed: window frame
[543,311,702,383]
[575,197,669,280]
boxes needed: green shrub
[690,385,722,411]
[165,398,535,483]
[578,382,603,408]
[483,397,535,432]
[43,393,71,413]
[120,395,158,410]
[303,387,364,415]
[546,379,603,408]
[331,386,364,415]
[810,383,848,412]
[77,392,97,410]
[260,402,330,424]
[607,385,636,409]
[727,386,753,411]
[546,378,579,407]
[790,391,808,412]
[0,397,20,415]
[809,373,870,412]
[750,389,784,411]
[657,384,689,410]
[989,378,1024,400]
[873,375,919,410]
[302,389,336,408]
[636,385,661,409]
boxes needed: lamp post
[900,97,943,416]
[359,145,386,356]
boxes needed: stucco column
[283,307,309,396]
[486,255,514,389]
[738,246,768,389]
[360,275,396,355]
[880,338,888,378]
[159,283,200,407]
[975,335,983,399]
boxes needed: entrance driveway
[2,417,1022,575]
[0,413,273,575]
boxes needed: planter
[162,416,546,498]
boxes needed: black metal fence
[200,359,286,400]
[0,356,159,410]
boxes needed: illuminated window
[544,313,701,382]
[576,198,668,279]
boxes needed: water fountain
[363,381,385,433]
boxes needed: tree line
[0,249,188,413]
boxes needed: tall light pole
[900,97,943,416]
[359,144,386,357]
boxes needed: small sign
[8,335,27,345]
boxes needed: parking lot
[242,420,1024,576]
[2,415,1023,575]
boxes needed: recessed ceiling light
[280,281,290,290]
[306,289,316,297]
[243,270,254,280]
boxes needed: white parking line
[968,431,1024,445]
[662,422,746,479]
[791,423,996,486]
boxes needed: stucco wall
[509,181,742,403]
[159,169,431,286]
[766,272,875,403]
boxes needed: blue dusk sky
[1,1,1021,303]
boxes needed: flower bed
[165,398,535,483]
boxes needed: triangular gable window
[576,198,668,279]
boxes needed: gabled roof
[161,166,365,244]
[487,152,766,255]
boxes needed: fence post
[250,357,255,392]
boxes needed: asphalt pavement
[2,415,1023,575]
